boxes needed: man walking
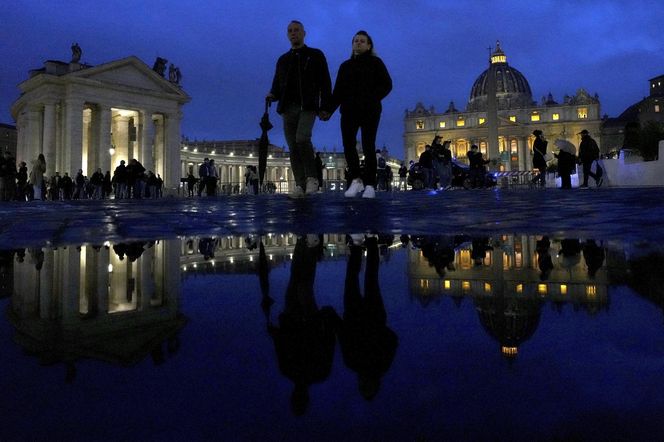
[266,20,332,198]
[578,129,602,187]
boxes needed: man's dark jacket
[270,45,331,114]
[579,135,599,164]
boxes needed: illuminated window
[478,117,485,125]
[479,141,487,155]
[552,113,560,121]
[457,118,465,127]
[560,284,568,295]
[459,250,471,269]
[515,251,523,268]
[586,285,597,297]
[516,283,523,293]
[577,107,588,119]
[462,281,471,291]
[484,282,492,292]
[531,112,540,122]
[655,104,660,113]
[415,120,424,130]
[491,54,506,64]
[538,283,547,295]
[439,121,446,128]
[444,280,451,290]
[502,346,518,357]
[509,116,516,122]
[420,279,430,289]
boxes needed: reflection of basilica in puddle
[2,233,663,375]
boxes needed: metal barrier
[492,170,538,188]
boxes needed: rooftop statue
[71,42,81,63]
[152,57,168,77]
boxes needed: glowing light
[462,281,470,291]
[538,283,547,295]
[109,147,116,155]
[107,264,113,273]
[444,280,451,290]
[516,283,523,293]
[560,284,568,295]
[193,263,197,268]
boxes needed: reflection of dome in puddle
[475,295,542,359]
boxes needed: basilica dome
[467,42,533,112]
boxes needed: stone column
[63,99,84,174]
[43,103,57,176]
[24,106,42,167]
[112,114,130,165]
[97,106,112,173]
[153,115,165,178]
[517,137,527,171]
[82,108,92,175]
[163,111,182,192]
[140,110,155,172]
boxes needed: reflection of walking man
[339,235,398,401]
[268,235,340,415]
[266,20,332,198]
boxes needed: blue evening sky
[1,0,663,157]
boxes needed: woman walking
[29,153,46,200]
[324,30,392,198]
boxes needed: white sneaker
[288,185,305,198]
[362,185,376,198]
[345,179,364,197]
[305,177,319,195]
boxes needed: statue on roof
[152,57,168,77]
[71,42,82,63]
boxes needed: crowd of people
[0,151,164,201]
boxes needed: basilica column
[63,99,84,175]
[43,102,57,176]
[517,137,526,171]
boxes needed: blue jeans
[282,103,317,189]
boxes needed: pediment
[71,56,186,97]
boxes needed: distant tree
[639,121,664,161]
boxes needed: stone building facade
[403,43,602,171]
[11,55,189,192]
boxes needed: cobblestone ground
[0,187,662,248]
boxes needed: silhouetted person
[583,240,605,278]
[338,235,397,400]
[267,235,340,415]
[471,237,493,266]
[536,236,554,281]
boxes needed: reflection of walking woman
[325,30,392,198]
[532,130,547,186]
[339,235,398,401]
[29,154,46,200]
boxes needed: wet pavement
[2,188,664,441]
[1,186,663,248]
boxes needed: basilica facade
[403,43,602,171]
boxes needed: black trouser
[341,111,380,187]
[560,173,571,189]
[582,162,598,186]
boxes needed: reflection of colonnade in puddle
[179,233,357,275]
[7,241,184,373]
